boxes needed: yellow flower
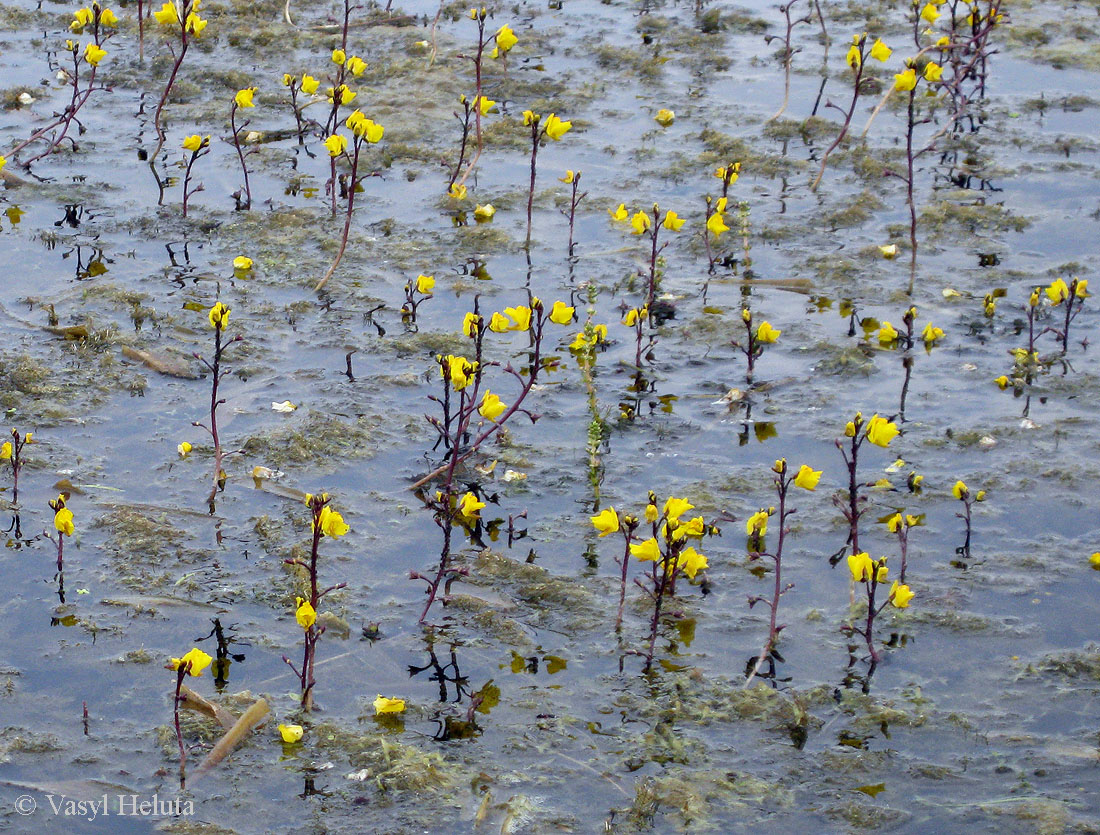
[894,68,918,92]
[504,306,532,331]
[324,134,348,157]
[1091,552,1100,568]
[920,2,940,23]
[208,302,230,330]
[233,255,253,270]
[559,170,575,183]
[282,73,296,87]
[630,212,651,235]
[327,85,356,106]
[170,648,213,676]
[623,307,646,327]
[448,183,467,200]
[474,95,496,116]
[889,580,914,608]
[84,43,107,66]
[177,441,192,457]
[993,375,1010,390]
[654,108,675,126]
[674,516,706,540]
[865,414,899,447]
[415,274,435,295]
[544,114,571,140]
[332,48,346,65]
[936,35,951,48]
[1075,279,1088,298]
[706,211,729,237]
[922,322,944,344]
[663,497,694,523]
[182,134,204,152]
[952,480,969,500]
[880,243,898,259]
[296,74,320,95]
[846,43,861,69]
[549,301,574,325]
[295,597,316,629]
[793,465,822,491]
[522,109,538,126]
[878,322,898,344]
[487,312,511,333]
[0,155,6,173]
[54,507,75,536]
[442,354,475,389]
[756,321,781,343]
[677,547,708,579]
[609,203,628,222]
[318,506,349,537]
[847,552,874,582]
[870,38,892,61]
[154,2,178,24]
[71,7,93,30]
[459,491,486,517]
[374,695,406,714]
[184,11,207,34]
[346,55,367,76]
[347,111,384,142]
[591,507,620,537]
[278,723,304,743]
[457,312,479,338]
[478,391,507,421]
[924,61,943,82]
[474,204,495,222]
[714,163,740,183]
[630,537,661,561]
[662,210,685,231]
[746,509,769,538]
[234,88,256,109]
[100,7,119,26]
[1046,278,1070,304]
[495,24,518,52]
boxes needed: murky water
[2,0,1100,830]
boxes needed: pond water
[2,0,1100,831]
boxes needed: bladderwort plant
[559,169,587,258]
[744,459,821,687]
[283,493,349,711]
[166,647,212,787]
[150,0,209,161]
[952,479,985,558]
[843,550,913,672]
[572,291,607,509]
[521,109,573,247]
[281,72,322,147]
[229,88,257,210]
[733,307,781,383]
[47,493,74,603]
[1,428,32,509]
[5,4,117,167]
[315,109,385,290]
[810,32,892,191]
[410,297,573,622]
[592,494,715,672]
[1045,277,1088,355]
[884,509,922,583]
[833,412,900,558]
[764,0,812,122]
[622,202,684,316]
[193,300,242,512]
[180,133,210,217]
[401,274,435,327]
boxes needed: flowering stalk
[745,460,820,686]
[522,110,572,248]
[49,494,74,575]
[1045,277,1087,355]
[833,412,899,555]
[315,111,385,290]
[841,553,900,666]
[810,33,870,191]
[1,428,32,507]
[764,0,812,122]
[180,134,210,217]
[7,7,116,166]
[193,301,241,512]
[451,8,494,190]
[229,90,256,210]
[952,480,984,558]
[559,169,587,257]
[166,648,213,788]
[282,494,349,710]
[885,510,921,583]
[150,0,208,161]
[401,273,435,326]
[733,308,780,383]
[449,95,474,190]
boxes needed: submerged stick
[190,698,269,783]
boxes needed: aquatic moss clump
[314,724,459,793]
[241,410,389,469]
